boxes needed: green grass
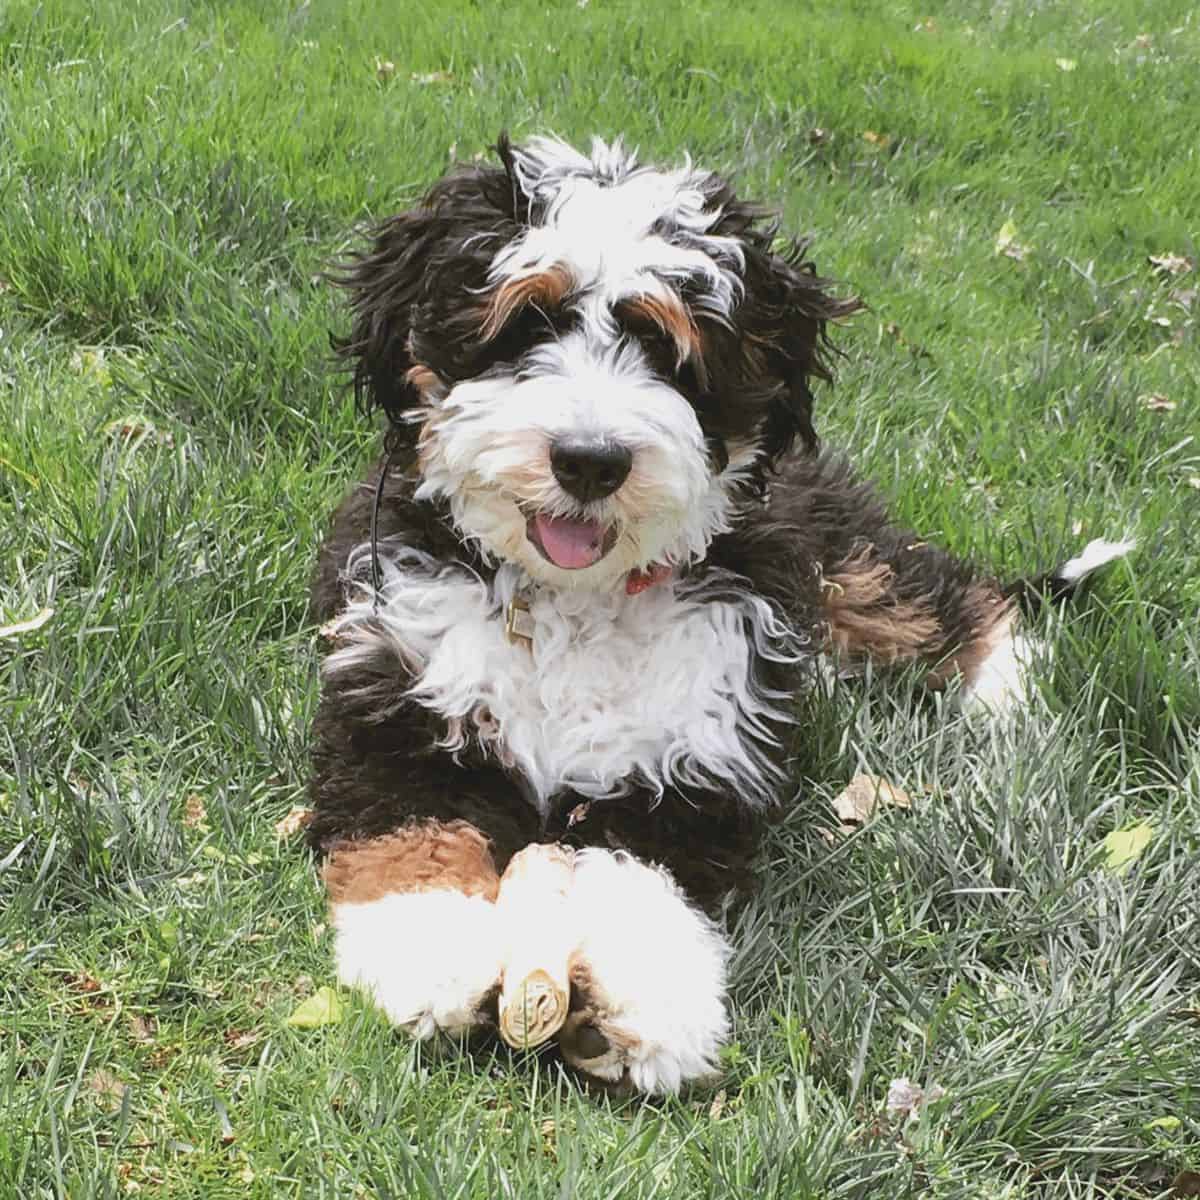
[1,0,1198,1195]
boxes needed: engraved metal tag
[504,598,535,648]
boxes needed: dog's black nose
[549,439,633,503]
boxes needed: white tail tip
[1055,538,1136,585]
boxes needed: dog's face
[336,136,857,589]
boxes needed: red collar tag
[625,563,673,596]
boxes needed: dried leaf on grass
[861,130,890,149]
[886,1076,945,1119]
[103,416,173,447]
[1140,393,1177,412]
[1149,252,1194,277]
[286,986,343,1028]
[829,774,913,837]
[182,794,208,828]
[1102,822,1154,875]
[129,1014,158,1043]
[1171,1172,1200,1198]
[274,806,313,839]
[994,220,1030,261]
[89,1069,128,1110]
[1146,1116,1182,1133]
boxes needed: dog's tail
[1002,538,1136,615]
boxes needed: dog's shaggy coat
[308,135,1129,1093]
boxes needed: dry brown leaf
[1140,393,1177,412]
[146,1044,178,1070]
[831,774,912,834]
[103,417,173,447]
[1149,252,1194,277]
[89,1069,127,1110]
[129,1014,158,1043]
[862,130,890,149]
[223,1028,260,1051]
[182,794,207,828]
[1171,1171,1200,1198]
[274,805,313,839]
[886,1076,945,1119]
[709,1088,727,1120]
[70,971,103,994]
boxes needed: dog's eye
[488,304,574,362]
[613,301,706,394]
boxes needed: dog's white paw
[556,849,730,1095]
[332,890,503,1038]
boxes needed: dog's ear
[331,143,521,452]
[331,207,457,437]
[739,237,862,467]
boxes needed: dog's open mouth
[526,513,617,570]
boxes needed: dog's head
[335,135,859,589]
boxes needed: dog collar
[504,563,674,649]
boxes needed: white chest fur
[327,547,802,811]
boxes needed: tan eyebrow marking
[480,264,575,341]
[617,293,704,369]
[405,363,442,395]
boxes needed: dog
[306,134,1131,1095]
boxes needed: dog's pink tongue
[534,514,606,569]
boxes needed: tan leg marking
[323,819,501,906]
[821,548,941,665]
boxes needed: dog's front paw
[332,890,503,1038]
[555,849,730,1096]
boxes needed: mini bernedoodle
[306,134,1132,1095]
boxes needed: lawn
[1,0,1197,1195]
